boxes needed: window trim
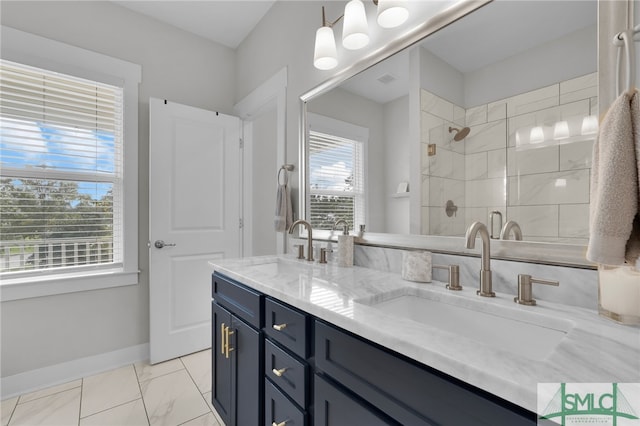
[0,26,141,301]
[307,113,369,233]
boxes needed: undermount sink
[355,287,574,360]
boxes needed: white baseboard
[1,343,149,400]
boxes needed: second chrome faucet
[465,221,495,297]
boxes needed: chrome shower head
[449,126,470,141]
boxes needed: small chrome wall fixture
[314,0,410,70]
[445,200,458,217]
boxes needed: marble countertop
[210,255,640,413]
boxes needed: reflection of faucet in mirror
[489,211,503,239]
[289,219,314,262]
[500,221,523,241]
[332,219,349,235]
[465,222,495,297]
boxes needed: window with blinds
[0,59,123,275]
[308,129,365,231]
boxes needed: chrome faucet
[465,222,495,297]
[500,220,523,240]
[289,219,314,261]
[332,219,349,235]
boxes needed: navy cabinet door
[232,315,263,426]
[314,375,399,426]
[212,302,232,425]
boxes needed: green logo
[539,383,639,425]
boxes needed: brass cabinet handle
[272,323,287,331]
[220,323,226,355]
[272,367,287,377]
[272,421,287,426]
[224,327,234,359]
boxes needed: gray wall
[0,0,236,378]
[384,96,410,234]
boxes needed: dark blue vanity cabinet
[212,272,536,426]
[212,274,264,426]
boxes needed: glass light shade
[343,0,369,50]
[314,26,338,70]
[581,115,598,135]
[553,121,570,140]
[530,126,545,144]
[377,0,409,28]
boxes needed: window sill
[0,269,140,301]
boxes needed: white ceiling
[113,0,276,49]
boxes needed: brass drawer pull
[272,421,287,426]
[272,367,287,377]
[224,327,234,359]
[220,323,226,355]
[272,323,287,331]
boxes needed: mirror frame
[298,0,594,269]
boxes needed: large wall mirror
[300,0,598,267]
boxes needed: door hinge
[239,218,244,229]
[239,138,244,149]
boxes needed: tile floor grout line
[79,396,143,421]
[135,361,186,385]
[77,377,84,426]
[132,362,152,426]
[5,398,18,426]
[12,381,82,406]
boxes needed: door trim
[234,67,288,256]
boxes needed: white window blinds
[308,129,365,231]
[0,59,124,275]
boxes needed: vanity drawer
[265,378,306,426]
[264,298,309,358]
[265,339,308,408]
[314,320,536,425]
[212,272,263,329]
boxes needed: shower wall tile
[465,178,506,208]
[465,151,488,181]
[560,140,593,171]
[421,89,454,121]
[507,205,559,238]
[429,122,444,146]
[508,169,590,206]
[466,105,487,126]
[465,119,507,154]
[421,112,443,143]
[487,149,506,179]
[559,204,590,238]
[508,146,559,176]
[429,176,464,207]
[421,143,431,174]
[429,148,465,180]
[443,122,466,154]
[454,105,466,125]
[465,207,487,227]
[590,97,598,115]
[506,84,559,117]
[560,73,597,105]
[421,207,430,234]
[421,174,430,207]
[429,206,465,236]
[487,101,507,121]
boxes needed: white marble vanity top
[210,255,640,413]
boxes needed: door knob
[154,240,176,249]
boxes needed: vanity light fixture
[529,126,545,144]
[343,0,370,50]
[313,0,411,70]
[553,121,570,140]
[581,115,598,135]
[314,6,342,70]
[376,0,409,28]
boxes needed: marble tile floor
[1,349,224,426]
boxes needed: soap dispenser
[334,220,354,267]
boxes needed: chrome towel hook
[277,164,294,185]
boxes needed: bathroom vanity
[210,256,640,426]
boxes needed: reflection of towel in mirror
[274,183,293,232]
[587,91,639,266]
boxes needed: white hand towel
[274,183,293,232]
[587,91,639,265]
[625,93,640,267]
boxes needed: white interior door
[149,98,241,364]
